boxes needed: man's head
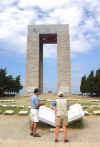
[34,88,40,96]
[57,91,64,97]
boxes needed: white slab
[18,110,28,115]
[68,104,84,123]
[18,105,25,108]
[82,105,89,109]
[96,105,100,108]
[39,106,55,126]
[9,105,17,108]
[1,105,8,108]
[4,110,15,114]
[40,99,46,101]
[28,106,31,109]
[93,111,100,115]
[1,104,16,108]
[0,100,16,103]
[39,104,84,127]
[89,105,97,108]
[84,111,89,115]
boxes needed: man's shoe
[30,132,33,136]
[33,133,41,137]
[55,139,59,142]
[64,139,69,143]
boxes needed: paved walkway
[0,140,100,147]
[0,116,100,146]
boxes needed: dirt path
[0,116,100,143]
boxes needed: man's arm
[35,98,44,107]
[67,100,70,110]
[36,103,44,107]
[51,101,56,110]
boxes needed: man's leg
[33,122,41,137]
[33,110,41,137]
[55,125,59,140]
[33,122,37,134]
[62,116,69,142]
[30,121,34,135]
[63,125,67,140]
[55,116,60,142]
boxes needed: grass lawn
[0,94,100,129]
[1,94,100,112]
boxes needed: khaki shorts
[55,115,68,126]
[30,109,39,122]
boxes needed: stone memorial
[24,24,72,96]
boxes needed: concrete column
[24,27,40,95]
[39,41,43,93]
[57,31,72,96]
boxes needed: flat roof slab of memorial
[28,24,69,34]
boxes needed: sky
[0,0,100,94]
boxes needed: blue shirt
[52,100,70,109]
[31,94,39,109]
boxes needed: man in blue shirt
[30,88,44,137]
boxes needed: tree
[6,76,16,95]
[94,69,100,96]
[0,68,7,96]
[80,75,87,96]
[0,68,23,97]
[86,71,95,96]
[80,69,100,97]
[15,76,23,93]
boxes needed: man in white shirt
[51,91,69,142]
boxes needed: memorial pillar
[24,26,40,95]
[57,31,72,96]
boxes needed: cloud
[0,0,18,7]
[71,34,92,53]
[18,0,68,10]
[0,0,100,58]
[50,7,84,27]
[0,6,37,38]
